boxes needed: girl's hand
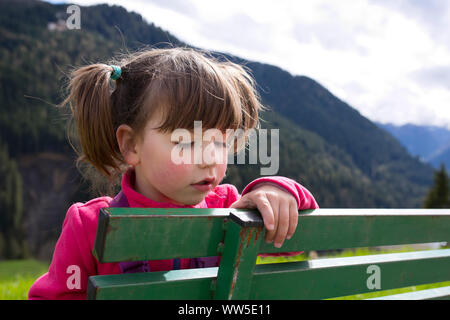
[230,183,298,248]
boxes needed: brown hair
[61,47,265,197]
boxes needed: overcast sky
[47,0,450,129]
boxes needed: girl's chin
[167,193,206,206]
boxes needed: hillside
[0,0,435,260]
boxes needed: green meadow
[0,259,49,300]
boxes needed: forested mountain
[0,0,435,260]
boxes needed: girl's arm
[28,200,113,300]
[241,176,319,210]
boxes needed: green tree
[423,164,450,208]
[0,140,27,259]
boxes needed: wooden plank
[93,208,230,263]
[214,212,264,299]
[93,208,450,262]
[249,249,450,299]
[367,286,450,300]
[259,209,450,254]
[88,249,450,300]
[87,267,217,300]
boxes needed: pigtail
[61,64,123,189]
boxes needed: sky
[46,0,450,129]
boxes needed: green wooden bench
[87,208,450,300]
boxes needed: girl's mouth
[191,178,215,191]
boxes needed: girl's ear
[116,124,140,166]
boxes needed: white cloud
[58,0,450,129]
[412,65,450,90]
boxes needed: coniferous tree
[0,140,26,259]
[423,164,450,208]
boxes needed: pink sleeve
[241,176,319,210]
[28,203,98,300]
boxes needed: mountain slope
[0,0,433,207]
[245,61,432,183]
[0,0,437,259]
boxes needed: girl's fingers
[230,189,300,248]
[273,200,290,247]
[254,194,276,233]
[232,193,276,232]
[287,200,298,239]
[263,194,278,244]
[229,197,248,209]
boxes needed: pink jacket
[28,168,318,300]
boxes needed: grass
[1,245,448,300]
[0,259,49,300]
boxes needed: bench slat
[366,286,450,300]
[249,249,450,299]
[214,214,264,299]
[88,249,450,300]
[87,267,217,300]
[93,208,450,263]
[259,209,450,254]
[93,208,229,262]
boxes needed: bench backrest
[87,208,450,300]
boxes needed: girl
[28,47,318,300]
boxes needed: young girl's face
[122,115,229,206]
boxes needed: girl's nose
[197,141,226,168]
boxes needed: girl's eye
[175,141,194,148]
[174,141,228,148]
[215,141,228,148]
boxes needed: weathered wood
[259,209,450,254]
[92,208,229,262]
[88,267,217,300]
[93,208,450,262]
[88,208,450,300]
[213,212,264,299]
[88,249,450,300]
[249,249,450,299]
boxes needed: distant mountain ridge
[377,122,450,169]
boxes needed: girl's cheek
[156,161,192,183]
[217,163,228,181]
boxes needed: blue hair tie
[110,65,122,80]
